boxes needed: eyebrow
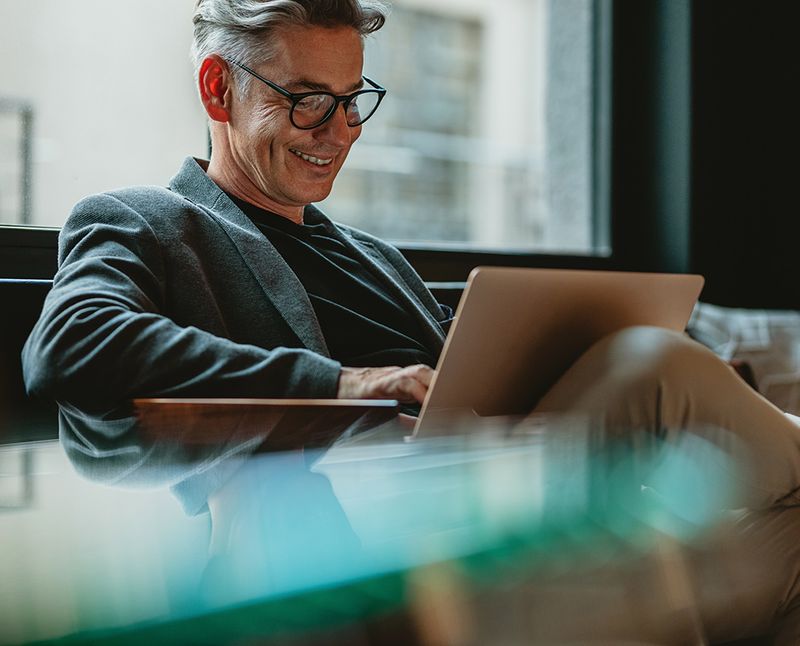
[288,78,365,94]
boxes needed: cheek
[248,105,289,145]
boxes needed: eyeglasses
[228,59,387,130]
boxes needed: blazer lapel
[168,158,330,357]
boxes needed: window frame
[0,98,34,226]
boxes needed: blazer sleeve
[22,193,341,406]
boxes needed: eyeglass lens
[292,91,382,129]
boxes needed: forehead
[263,24,364,86]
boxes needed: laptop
[412,267,704,437]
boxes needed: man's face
[227,25,365,210]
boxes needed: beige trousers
[531,326,800,644]
[535,325,800,510]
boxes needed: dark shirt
[231,197,440,370]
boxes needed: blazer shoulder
[68,185,195,230]
[103,185,188,214]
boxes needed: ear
[199,55,233,123]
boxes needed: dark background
[614,0,799,308]
[689,0,799,308]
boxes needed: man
[20,0,800,495]
[19,0,800,639]
[24,0,443,409]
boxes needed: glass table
[0,402,791,645]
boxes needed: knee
[600,325,695,358]
[591,325,724,385]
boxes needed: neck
[206,142,305,225]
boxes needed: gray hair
[192,0,388,96]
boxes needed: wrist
[337,366,358,399]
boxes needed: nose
[314,103,357,147]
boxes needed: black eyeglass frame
[227,59,387,130]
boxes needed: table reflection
[2,402,797,645]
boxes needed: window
[324,0,598,253]
[0,0,602,255]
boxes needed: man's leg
[534,326,800,509]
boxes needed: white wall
[0,0,208,226]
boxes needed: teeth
[290,149,333,166]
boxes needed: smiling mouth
[289,148,334,166]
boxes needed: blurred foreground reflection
[1,402,799,644]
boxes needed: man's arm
[22,194,341,406]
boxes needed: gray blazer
[23,157,449,405]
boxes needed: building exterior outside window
[0,0,595,254]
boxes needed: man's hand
[337,365,434,404]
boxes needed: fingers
[382,364,433,404]
[408,364,434,387]
[392,373,427,404]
